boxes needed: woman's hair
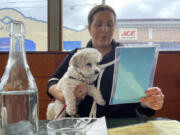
[88,4,116,26]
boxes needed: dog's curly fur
[46,48,105,120]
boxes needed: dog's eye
[87,63,92,67]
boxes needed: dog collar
[68,76,94,85]
[75,68,89,79]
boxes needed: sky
[0,0,180,30]
[64,0,180,30]
[0,0,47,22]
[106,0,180,19]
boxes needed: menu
[110,45,159,104]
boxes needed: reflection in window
[106,0,180,51]
[63,0,180,51]
[62,0,102,51]
[0,0,47,51]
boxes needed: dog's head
[69,48,102,82]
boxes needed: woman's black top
[47,40,155,118]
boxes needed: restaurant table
[38,117,165,135]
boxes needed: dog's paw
[96,99,106,106]
[66,106,76,116]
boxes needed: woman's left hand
[140,87,165,110]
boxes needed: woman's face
[88,10,116,49]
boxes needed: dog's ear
[69,52,80,68]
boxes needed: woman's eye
[87,63,92,67]
[97,24,102,27]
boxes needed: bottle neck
[7,35,28,68]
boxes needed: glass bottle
[0,21,39,135]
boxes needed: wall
[153,52,180,120]
[0,52,67,120]
[0,52,180,120]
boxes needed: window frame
[48,0,63,52]
[50,0,180,52]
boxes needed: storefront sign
[119,28,137,40]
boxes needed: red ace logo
[119,29,137,40]
[121,30,136,36]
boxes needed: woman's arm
[48,84,65,102]
[48,82,88,103]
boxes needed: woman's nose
[102,25,108,32]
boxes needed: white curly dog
[47,48,105,120]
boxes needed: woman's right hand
[74,82,88,101]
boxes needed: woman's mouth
[100,36,108,40]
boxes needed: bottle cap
[8,21,25,36]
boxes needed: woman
[47,4,164,118]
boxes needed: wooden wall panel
[1,52,180,120]
[154,77,180,101]
[36,77,51,100]
[156,52,180,77]
[0,54,8,76]
[55,53,67,67]
[27,53,58,77]
[39,100,53,120]
[154,101,180,120]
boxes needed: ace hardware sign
[119,28,138,40]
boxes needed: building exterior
[115,19,180,50]
[63,19,180,51]
[0,9,47,51]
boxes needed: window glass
[106,0,180,51]
[62,0,102,51]
[0,0,47,52]
[63,0,180,51]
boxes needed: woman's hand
[140,87,165,110]
[74,82,88,101]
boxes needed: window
[62,0,102,51]
[106,0,180,51]
[63,0,180,51]
[0,0,48,52]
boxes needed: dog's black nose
[95,70,99,74]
